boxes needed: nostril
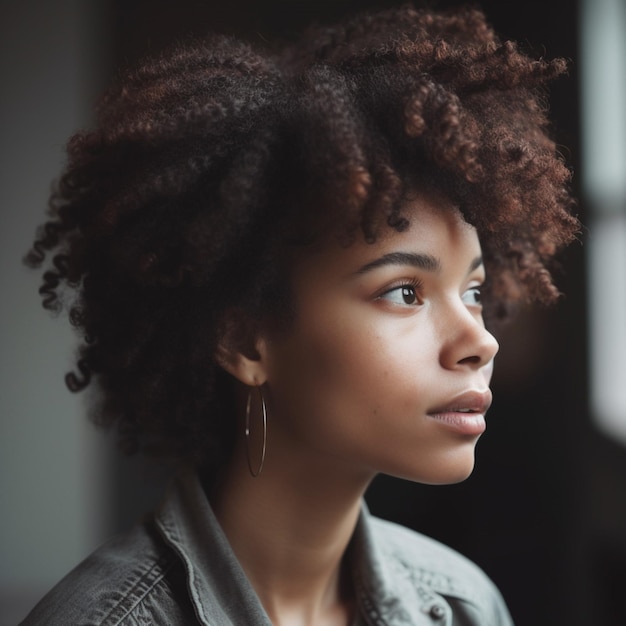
[458,355,482,366]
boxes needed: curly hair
[25,5,579,469]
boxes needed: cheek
[269,316,375,403]
[267,303,438,423]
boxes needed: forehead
[293,191,481,276]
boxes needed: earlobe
[214,315,269,386]
[215,341,269,387]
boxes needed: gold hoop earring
[245,386,267,477]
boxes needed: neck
[210,443,373,625]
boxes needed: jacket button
[429,604,446,620]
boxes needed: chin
[396,452,477,486]
[428,467,475,486]
[428,456,477,485]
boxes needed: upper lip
[428,390,492,415]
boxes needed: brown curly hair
[25,5,579,470]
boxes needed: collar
[154,469,451,626]
[350,507,452,625]
[155,469,272,625]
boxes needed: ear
[214,311,270,387]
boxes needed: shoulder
[369,515,514,625]
[20,520,197,626]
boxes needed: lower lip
[427,412,486,436]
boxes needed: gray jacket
[22,470,514,625]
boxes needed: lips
[426,390,492,436]
[428,390,492,416]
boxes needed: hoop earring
[245,386,267,478]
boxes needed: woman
[22,5,578,625]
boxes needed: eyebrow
[355,252,440,275]
[354,252,483,275]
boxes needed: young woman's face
[261,191,499,485]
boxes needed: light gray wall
[0,1,112,622]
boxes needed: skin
[213,190,499,626]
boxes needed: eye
[462,285,482,307]
[379,283,422,306]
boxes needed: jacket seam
[98,554,176,625]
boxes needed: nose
[438,305,499,372]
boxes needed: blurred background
[1,0,624,624]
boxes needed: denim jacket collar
[155,470,272,626]
[350,508,453,625]
[154,470,436,625]
[154,470,511,626]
